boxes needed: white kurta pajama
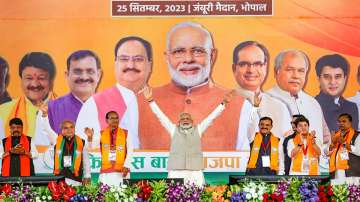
[87,128,134,186]
[287,139,319,175]
[149,101,226,186]
[75,83,138,186]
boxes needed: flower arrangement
[241,180,270,201]
[298,179,319,202]
[166,182,203,202]
[317,184,334,202]
[0,178,360,201]
[332,184,349,202]
[347,184,360,202]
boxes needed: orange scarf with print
[292,134,319,175]
[329,128,355,172]
[100,127,127,172]
[247,132,280,171]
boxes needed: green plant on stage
[200,189,213,202]
[284,178,302,202]
[149,180,167,202]
[332,184,349,202]
[75,183,98,200]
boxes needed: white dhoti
[98,172,129,186]
[168,170,205,187]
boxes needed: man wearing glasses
[315,54,359,132]
[137,22,257,151]
[232,41,292,142]
[75,36,151,149]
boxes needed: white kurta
[348,91,360,130]
[75,83,140,149]
[149,101,225,186]
[287,139,319,175]
[96,130,134,186]
[267,85,330,145]
[236,87,292,141]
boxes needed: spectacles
[236,61,265,68]
[169,47,209,58]
[116,55,147,63]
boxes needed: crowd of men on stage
[0,21,359,186]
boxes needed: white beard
[167,61,211,88]
[179,123,194,135]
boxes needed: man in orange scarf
[53,120,91,186]
[0,118,38,176]
[247,117,284,175]
[328,113,360,180]
[86,111,133,186]
[287,116,321,175]
[0,52,56,141]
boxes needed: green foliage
[284,178,303,202]
[332,184,349,202]
[149,180,167,202]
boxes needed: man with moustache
[143,86,233,186]
[0,52,56,140]
[138,21,256,151]
[247,117,284,175]
[315,54,359,132]
[0,56,11,104]
[53,120,91,186]
[232,41,292,141]
[328,113,360,180]
[288,116,321,175]
[114,37,152,93]
[0,118,38,176]
[36,50,102,146]
[75,36,152,149]
[266,49,330,145]
[85,111,134,186]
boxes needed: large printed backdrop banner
[0,0,359,175]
